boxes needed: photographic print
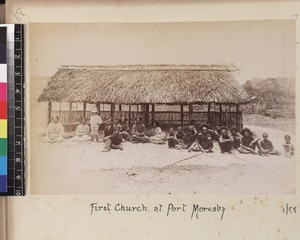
[29,21,296,194]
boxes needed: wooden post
[151,104,155,125]
[208,103,211,124]
[129,104,132,127]
[145,103,150,126]
[111,103,115,121]
[69,102,73,122]
[83,102,87,118]
[96,102,100,113]
[189,104,193,122]
[180,104,184,126]
[47,102,52,124]
[236,104,240,130]
[219,103,222,126]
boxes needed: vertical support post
[83,102,87,118]
[219,103,222,126]
[189,104,193,123]
[236,103,240,130]
[208,102,211,124]
[69,102,73,122]
[96,102,100,113]
[180,104,184,126]
[47,102,52,124]
[151,104,155,125]
[129,104,132,127]
[111,103,115,121]
[145,103,150,126]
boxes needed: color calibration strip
[0,24,25,196]
[0,26,7,193]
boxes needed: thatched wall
[38,64,250,104]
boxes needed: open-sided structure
[38,65,250,131]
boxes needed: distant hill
[241,77,295,118]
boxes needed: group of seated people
[42,115,294,157]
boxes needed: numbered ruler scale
[6,24,24,196]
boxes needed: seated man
[189,124,213,153]
[116,117,131,141]
[72,118,91,142]
[237,128,260,154]
[230,127,242,150]
[181,127,195,149]
[176,127,184,141]
[166,127,177,148]
[103,118,123,152]
[218,127,233,153]
[259,133,279,155]
[131,117,149,143]
[42,116,64,143]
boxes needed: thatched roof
[38,64,251,104]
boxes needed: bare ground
[30,125,295,195]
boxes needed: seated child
[166,128,178,148]
[283,135,294,158]
[259,133,279,155]
[176,127,184,141]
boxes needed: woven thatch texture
[38,65,250,104]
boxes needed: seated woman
[148,121,167,144]
[42,116,64,143]
[189,124,213,153]
[237,128,260,154]
[230,127,242,150]
[131,117,149,143]
[103,118,123,152]
[218,127,233,153]
[259,133,279,155]
[117,117,131,141]
[72,118,91,142]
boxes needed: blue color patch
[0,156,7,175]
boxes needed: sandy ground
[30,125,295,195]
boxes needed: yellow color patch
[0,120,7,138]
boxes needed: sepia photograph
[29,21,295,194]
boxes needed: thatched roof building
[38,64,250,104]
[39,64,250,131]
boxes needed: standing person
[103,118,123,152]
[116,116,131,141]
[189,124,213,152]
[149,121,166,144]
[72,118,91,141]
[89,109,102,142]
[237,128,260,154]
[131,117,149,143]
[42,116,64,143]
[259,133,279,155]
[230,127,242,150]
[283,135,294,158]
[218,127,233,153]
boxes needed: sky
[29,20,295,83]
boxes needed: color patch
[0,64,7,82]
[0,120,7,138]
[0,83,6,100]
[0,156,7,175]
[0,175,6,192]
[0,101,7,118]
[0,138,7,155]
